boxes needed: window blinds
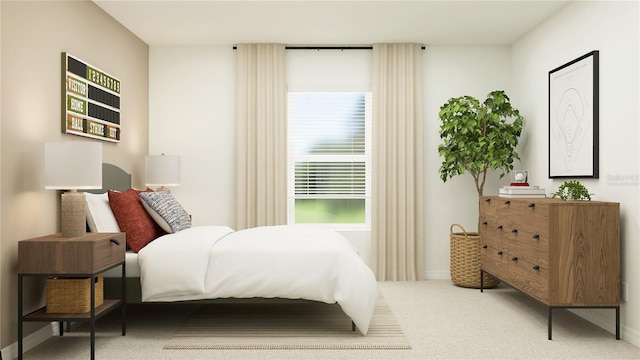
[288,92,371,201]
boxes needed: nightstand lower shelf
[23,299,123,321]
[18,275,126,360]
[23,299,125,340]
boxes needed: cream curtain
[235,44,287,230]
[372,43,424,281]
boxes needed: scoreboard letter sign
[62,52,121,142]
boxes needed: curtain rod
[232,45,426,50]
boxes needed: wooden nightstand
[18,232,126,360]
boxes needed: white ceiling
[93,0,572,47]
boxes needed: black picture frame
[548,51,599,178]
[62,52,121,142]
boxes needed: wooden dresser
[479,196,620,340]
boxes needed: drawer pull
[532,234,540,240]
[528,203,536,208]
[109,239,121,246]
[512,229,518,233]
[482,245,488,249]
[504,200,511,205]
[532,265,540,271]
[512,257,518,262]
[497,251,503,255]
[485,198,491,202]
[482,221,488,226]
[497,225,503,230]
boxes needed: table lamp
[145,154,180,192]
[45,141,102,237]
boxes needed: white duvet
[137,225,378,335]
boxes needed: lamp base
[61,191,87,238]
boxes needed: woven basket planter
[450,224,500,289]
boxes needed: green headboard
[85,163,131,193]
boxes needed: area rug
[163,296,411,350]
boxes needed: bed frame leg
[352,321,356,332]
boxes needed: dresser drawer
[479,218,507,250]
[480,245,509,281]
[92,233,126,272]
[509,256,548,303]
[507,228,549,268]
[482,197,514,220]
[508,204,549,235]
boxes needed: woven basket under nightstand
[450,224,500,289]
[46,275,104,313]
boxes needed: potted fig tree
[438,90,524,288]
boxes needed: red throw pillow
[108,189,166,252]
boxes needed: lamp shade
[44,141,102,190]
[145,154,181,187]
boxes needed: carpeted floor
[164,295,410,350]
[19,280,640,359]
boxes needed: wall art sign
[62,52,121,142]
[548,50,599,178]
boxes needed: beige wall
[0,0,149,347]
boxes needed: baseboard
[2,322,56,360]
[570,308,639,347]
[624,326,640,347]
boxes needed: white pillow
[85,192,121,233]
[139,191,191,233]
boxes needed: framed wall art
[62,52,121,142]
[548,50,599,178]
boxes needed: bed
[86,164,378,335]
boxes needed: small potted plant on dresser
[551,180,593,200]
[438,90,524,288]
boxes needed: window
[287,92,371,228]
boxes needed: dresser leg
[616,307,620,340]
[91,275,96,360]
[480,270,484,292]
[121,262,127,336]
[18,274,23,360]
[548,307,553,340]
[90,322,95,360]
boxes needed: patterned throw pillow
[108,189,166,253]
[139,191,191,233]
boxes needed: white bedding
[137,225,378,335]
[103,251,140,278]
